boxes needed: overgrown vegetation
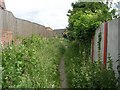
[2,35,65,88]
[63,2,118,88]
[97,31,102,60]
[1,34,117,88]
[64,42,117,88]
[1,1,118,89]
[66,2,117,43]
[63,1,117,60]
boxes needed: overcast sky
[5,0,77,29]
[5,0,119,29]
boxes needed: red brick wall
[0,30,12,46]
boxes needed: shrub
[64,42,117,88]
[2,35,65,88]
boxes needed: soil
[59,56,68,88]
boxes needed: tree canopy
[65,1,117,42]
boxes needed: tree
[66,1,117,42]
[64,1,117,57]
[114,1,120,17]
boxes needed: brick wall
[0,30,12,46]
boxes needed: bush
[64,42,117,88]
[2,35,65,88]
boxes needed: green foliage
[66,2,116,42]
[2,35,65,88]
[1,34,117,88]
[97,32,102,51]
[97,32,102,60]
[64,42,117,88]
[68,11,100,42]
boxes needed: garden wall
[54,29,65,37]
[0,8,61,45]
[92,18,120,78]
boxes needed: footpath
[59,56,68,88]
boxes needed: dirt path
[59,56,68,88]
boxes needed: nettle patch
[64,42,117,88]
[2,35,65,88]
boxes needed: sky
[5,0,77,29]
[5,0,120,29]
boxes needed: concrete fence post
[103,22,108,68]
[91,33,94,63]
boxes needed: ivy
[97,31,102,51]
[97,31,102,60]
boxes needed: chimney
[0,0,6,9]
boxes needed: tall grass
[2,35,65,88]
[64,41,117,88]
[1,35,117,88]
